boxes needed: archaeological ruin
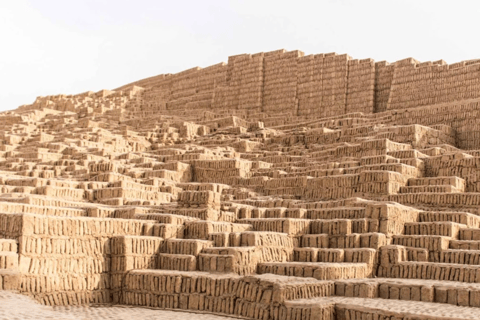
[3,49,480,319]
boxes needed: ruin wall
[117,49,480,118]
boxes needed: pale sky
[1,0,479,111]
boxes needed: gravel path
[0,291,237,320]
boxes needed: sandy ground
[5,288,480,320]
[0,291,237,320]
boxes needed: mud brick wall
[381,99,480,150]
[374,61,395,113]
[110,235,164,302]
[257,262,368,280]
[116,50,480,133]
[193,159,253,184]
[321,54,350,118]
[377,243,480,286]
[297,54,324,117]
[0,213,152,305]
[387,58,480,111]
[212,53,264,113]
[121,270,334,320]
[262,50,303,115]
[126,62,227,115]
[107,48,480,148]
[0,201,86,217]
[346,59,375,115]
[12,48,480,319]
[365,202,420,235]
[177,190,221,210]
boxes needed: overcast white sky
[1,0,479,111]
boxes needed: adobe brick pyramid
[2,49,480,319]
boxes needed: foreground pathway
[0,291,237,320]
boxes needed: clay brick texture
[3,49,480,319]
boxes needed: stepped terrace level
[4,49,480,319]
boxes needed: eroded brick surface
[2,50,480,319]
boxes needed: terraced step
[400,185,463,193]
[305,207,366,219]
[0,201,87,217]
[346,163,421,178]
[408,176,465,190]
[257,262,368,280]
[379,261,480,283]
[35,186,86,201]
[380,245,429,264]
[403,221,466,237]
[163,238,214,255]
[334,278,480,307]
[150,223,184,239]
[231,231,294,247]
[387,149,428,159]
[295,248,345,263]
[389,193,480,210]
[310,218,379,235]
[399,157,424,170]
[202,246,257,275]
[134,213,199,225]
[238,218,310,236]
[294,248,377,263]
[299,232,387,249]
[301,234,329,248]
[285,296,480,320]
[247,207,307,219]
[359,155,400,166]
[184,221,253,239]
[122,270,335,319]
[392,235,451,250]
[293,248,378,277]
[197,253,235,274]
[459,228,480,241]
[419,211,480,228]
[157,253,196,271]
[451,240,480,250]
[433,249,480,265]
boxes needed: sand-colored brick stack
[0,239,19,291]
[346,58,375,115]
[387,58,480,111]
[178,190,221,210]
[374,61,395,113]
[296,54,324,117]
[122,270,334,320]
[213,53,264,113]
[5,48,480,319]
[110,235,164,302]
[263,50,303,115]
[321,53,350,118]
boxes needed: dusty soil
[0,291,237,320]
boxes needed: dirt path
[0,291,237,320]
